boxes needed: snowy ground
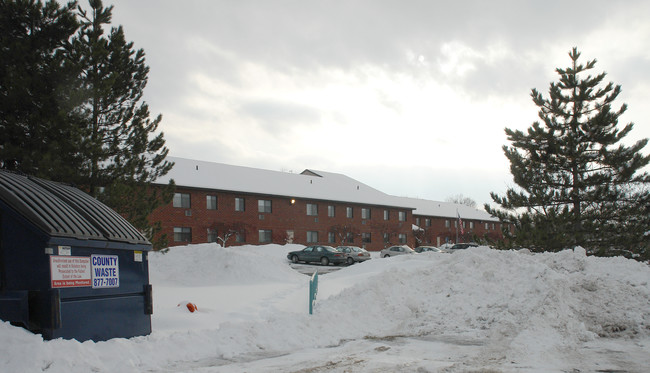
[1,243,649,372]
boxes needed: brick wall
[148,186,507,250]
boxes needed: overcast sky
[104,0,650,206]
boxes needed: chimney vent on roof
[357,185,359,190]
[195,165,199,171]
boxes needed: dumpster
[0,170,153,341]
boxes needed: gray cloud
[102,0,650,203]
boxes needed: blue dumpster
[0,170,153,341]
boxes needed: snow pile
[0,244,648,372]
[149,243,305,286]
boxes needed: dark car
[414,246,443,253]
[336,246,371,264]
[287,245,347,266]
[444,243,479,252]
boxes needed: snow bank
[0,245,648,372]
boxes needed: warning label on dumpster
[91,254,119,289]
[50,256,92,288]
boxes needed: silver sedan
[336,246,371,264]
[380,245,415,258]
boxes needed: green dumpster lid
[0,170,150,246]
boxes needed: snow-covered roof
[399,197,499,222]
[156,157,498,220]
[156,157,415,209]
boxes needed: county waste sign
[50,254,119,289]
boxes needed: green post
[309,270,318,314]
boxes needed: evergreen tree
[0,0,82,179]
[1,0,174,248]
[486,48,649,259]
[70,0,174,248]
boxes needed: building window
[206,195,217,210]
[415,217,421,226]
[258,199,272,213]
[235,197,245,211]
[207,228,218,242]
[307,203,318,216]
[361,208,371,219]
[383,210,389,220]
[173,193,190,208]
[259,229,272,243]
[173,227,191,242]
[398,211,406,221]
[398,233,407,244]
[236,233,245,243]
[328,232,336,243]
[470,222,474,229]
[328,205,335,217]
[346,207,353,218]
[445,220,451,228]
[307,231,318,243]
[346,232,354,243]
[362,232,371,243]
[383,233,390,243]
[425,218,431,227]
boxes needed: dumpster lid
[0,170,150,245]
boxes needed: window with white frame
[307,203,318,216]
[470,221,474,229]
[206,195,217,210]
[259,229,272,243]
[362,232,371,243]
[346,207,353,218]
[383,233,390,243]
[398,211,406,221]
[173,227,191,242]
[328,232,336,243]
[328,205,335,217]
[258,199,272,213]
[415,217,420,226]
[446,220,450,228]
[207,228,218,242]
[361,208,371,219]
[307,231,318,243]
[236,232,245,242]
[383,210,389,220]
[173,193,190,208]
[398,233,407,244]
[235,197,245,211]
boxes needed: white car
[380,245,415,258]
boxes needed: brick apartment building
[149,157,505,250]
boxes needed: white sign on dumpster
[91,254,120,288]
[50,256,92,288]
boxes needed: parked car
[336,246,371,264]
[287,245,347,266]
[444,243,479,252]
[380,245,415,258]
[438,243,455,251]
[414,246,443,253]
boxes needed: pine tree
[486,48,649,259]
[70,0,174,247]
[0,0,82,179]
